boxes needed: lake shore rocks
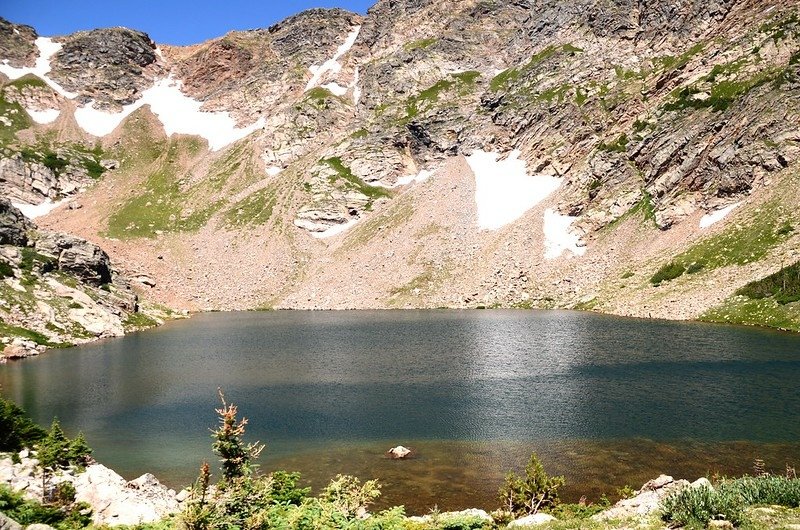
[0,453,180,527]
[386,445,412,459]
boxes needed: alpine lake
[2,310,799,515]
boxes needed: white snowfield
[699,202,741,229]
[0,37,78,100]
[312,218,359,239]
[373,169,432,189]
[543,209,586,259]
[12,198,68,219]
[466,149,562,231]
[26,108,60,124]
[0,38,263,150]
[305,26,361,93]
[74,77,265,151]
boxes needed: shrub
[0,484,91,530]
[661,485,745,529]
[650,261,687,285]
[0,395,47,452]
[0,260,14,278]
[269,470,310,506]
[736,260,800,305]
[498,452,564,517]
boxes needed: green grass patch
[490,45,558,92]
[0,91,33,144]
[123,311,159,331]
[702,296,800,331]
[350,128,368,139]
[650,204,793,285]
[663,64,787,112]
[654,43,704,71]
[0,322,67,348]
[321,157,391,204]
[6,74,48,91]
[106,137,223,238]
[562,43,584,54]
[223,187,277,227]
[404,38,437,52]
[597,133,629,153]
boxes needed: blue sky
[2,0,376,45]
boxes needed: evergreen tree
[211,390,264,484]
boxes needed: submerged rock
[387,445,412,459]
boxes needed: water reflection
[1,310,800,513]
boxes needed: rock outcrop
[594,474,690,520]
[35,232,112,286]
[49,28,160,110]
[0,199,32,246]
[0,18,37,68]
[0,454,180,527]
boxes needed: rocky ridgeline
[0,1,798,321]
[0,200,161,359]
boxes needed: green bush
[0,484,91,530]
[736,260,800,305]
[269,470,310,506]
[661,484,745,529]
[0,260,14,278]
[723,475,800,507]
[650,261,687,285]
[498,452,564,517]
[0,395,46,452]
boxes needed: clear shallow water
[1,310,800,514]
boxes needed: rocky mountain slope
[1,0,799,338]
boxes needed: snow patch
[26,108,60,124]
[543,209,586,259]
[467,150,561,230]
[699,202,741,229]
[372,169,432,189]
[311,218,358,239]
[322,82,348,96]
[265,166,282,177]
[305,26,361,91]
[12,198,68,219]
[0,37,78,99]
[73,77,265,151]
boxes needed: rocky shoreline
[0,450,734,528]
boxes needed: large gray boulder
[34,232,112,286]
[0,512,22,530]
[0,199,33,246]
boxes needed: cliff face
[0,0,799,332]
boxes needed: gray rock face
[49,28,159,109]
[0,198,32,246]
[0,17,37,68]
[35,232,112,286]
[0,512,22,530]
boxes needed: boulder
[386,446,412,459]
[34,232,112,286]
[2,338,45,359]
[0,199,33,246]
[407,509,492,525]
[73,464,179,526]
[593,474,689,520]
[508,513,558,527]
[26,525,57,530]
[0,513,22,530]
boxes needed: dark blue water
[1,310,799,513]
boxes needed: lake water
[1,310,800,514]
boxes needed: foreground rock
[508,513,558,527]
[0,454,179,527]
[594,474,689,520]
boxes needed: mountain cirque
[1,0,800,347]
